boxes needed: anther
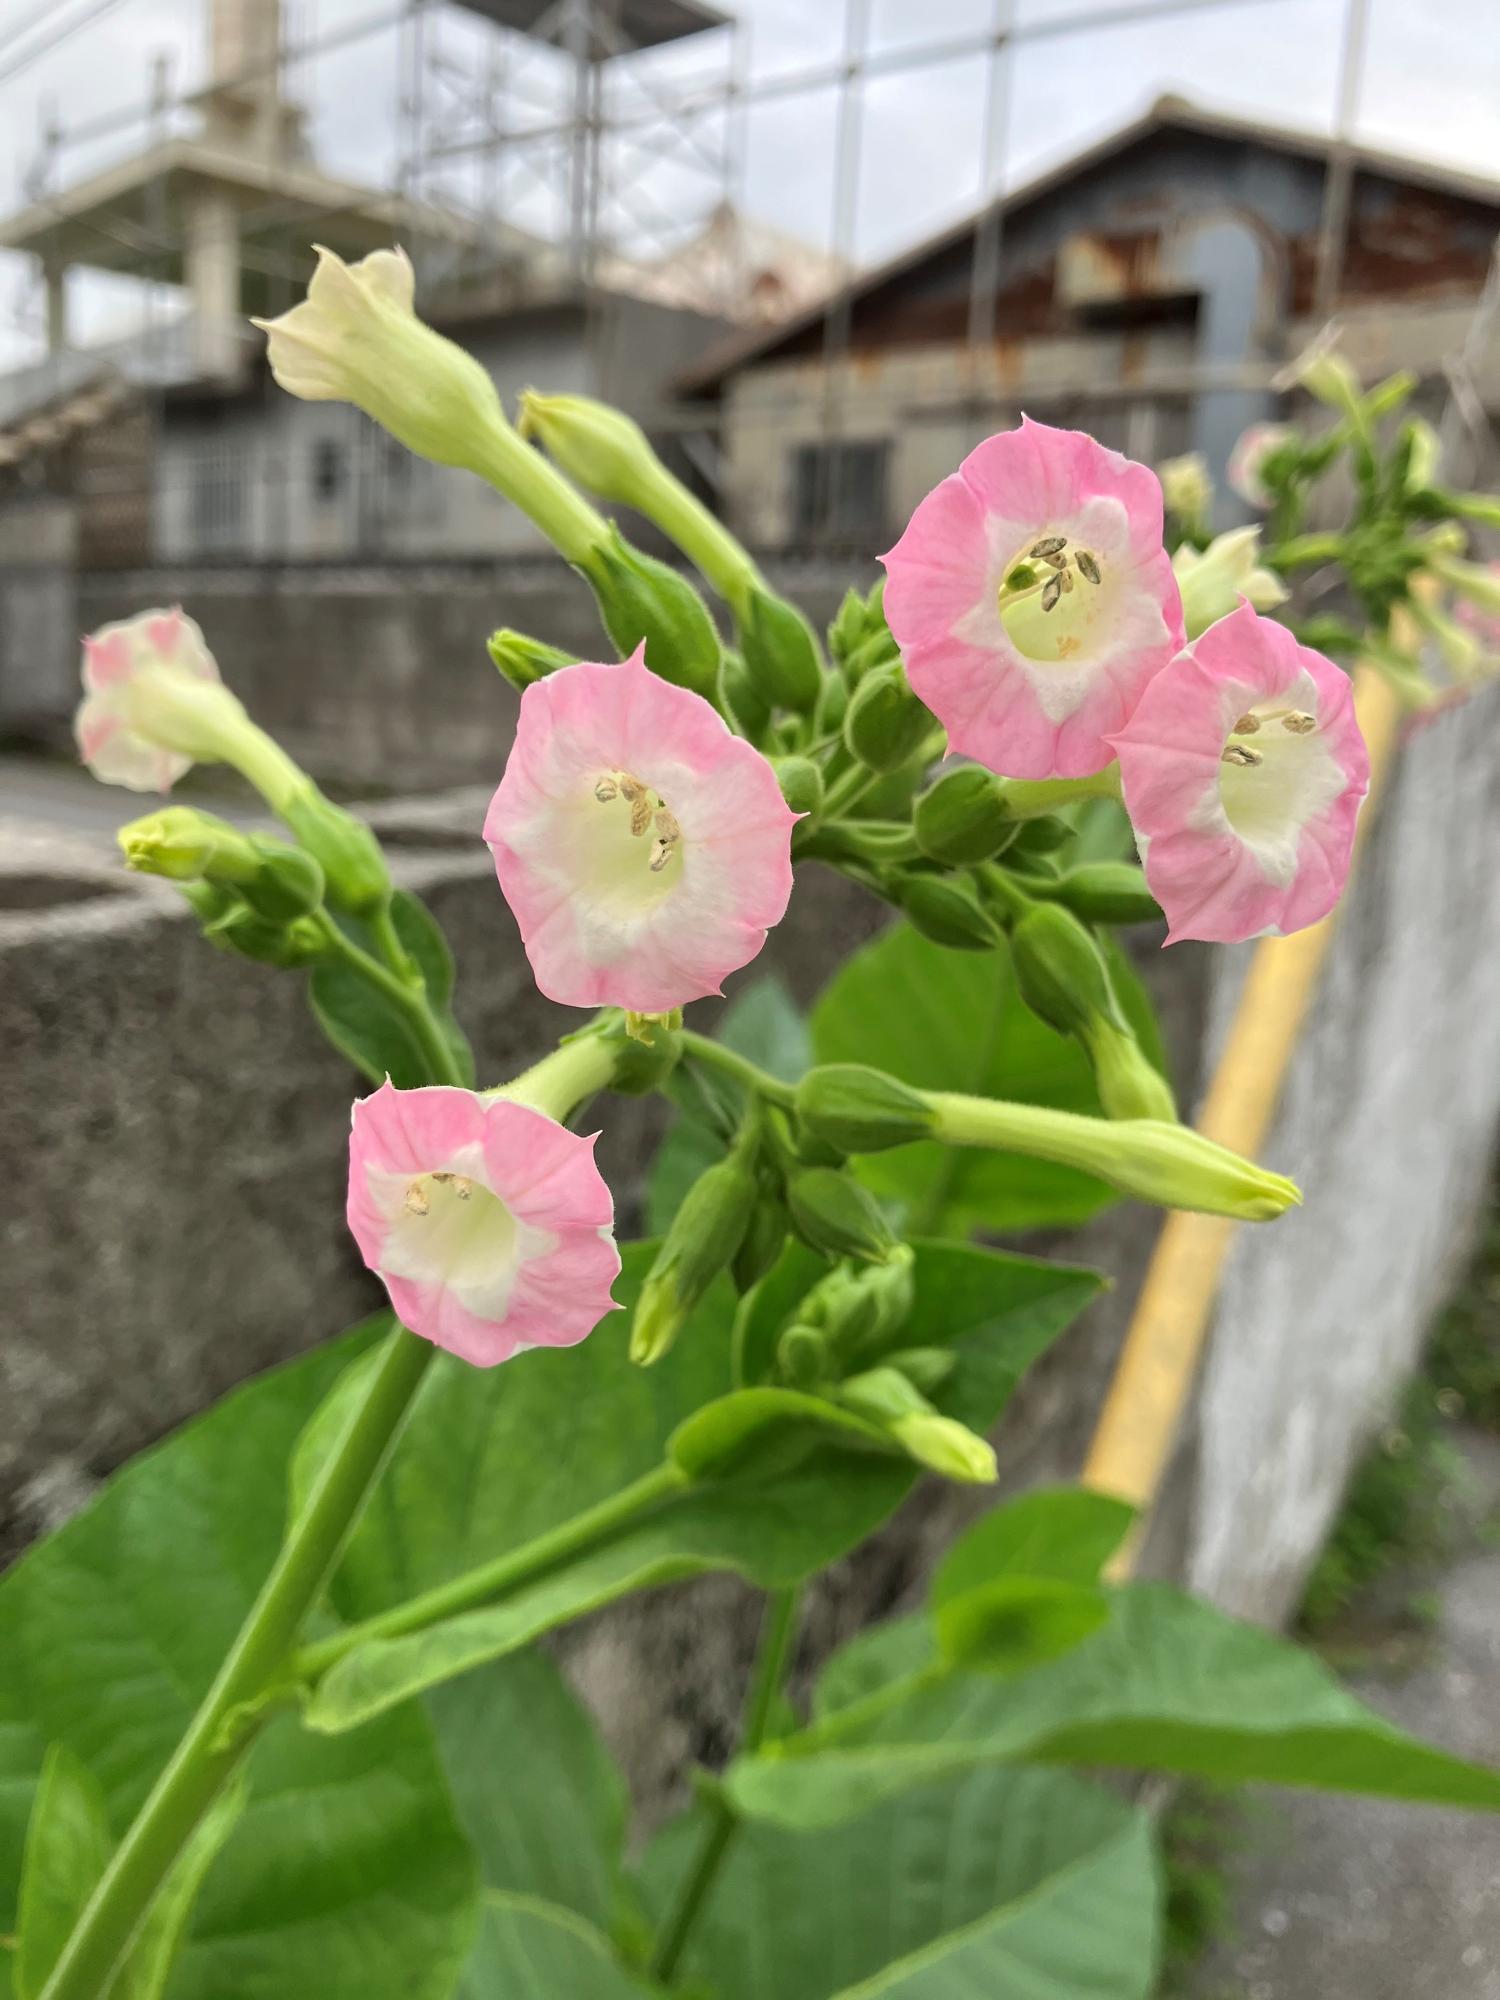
[593,777,618,803]
[649,839,674,872]
[1232,713,1261,735]
[1030,535,1067,558]
[1222,743,1263,767]
[429,1172,474,1200]
[1075,550,1102,585]
[1041,573,1064,613]
[1281,711,1318,734]
[404,1182,430,1216]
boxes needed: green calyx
[794,1063,935,1155]
[631,1156,758,1366]
[843,663,930,773]
[786,1167,899,1266]
[577,526,723,699]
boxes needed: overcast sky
[1,0,1498,366]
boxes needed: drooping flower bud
[348,1080,620,1367]
[770,755,824,818]
[925,1091,1299,1220]
[1009,903,1124,1042]
[893,872,1002,952]
[913,764,1014,864]
[739,585,824,713]
[794,1063,935,1155]
[786,1167,898,1265]
[180,880,327,968]
[577,527,723,699]
[843,663,931,773]
[1172,527,1287,638]
[630,1155,757,1365]
[837,1366,996,1484]
[119,807,325,922]
[487,629,578,693]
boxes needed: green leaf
[308,889,476,1088]
[932,1488,1136,1607]
[809,921,1164,1235]
[647,977,810,1233]
[115,1773,247,2000]
[934,1578,1111,1675]
[428,1653,628,1933]
[637,1766,1158,2000]
[458,1892,660,2000]
[0,1320,479,2000]
[729,1583,1500,1830]
[303,1241,1099,1733]
[668,1387,889,1479]
[14,1745,112,2000]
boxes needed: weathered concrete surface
[1186,1430,1500,2000]
[1190,682,1500,1625]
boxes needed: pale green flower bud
[1010,903,1127,1042]
[1173,528,1287,639]
[914,765,1013,865]
[740,586,823,713]
[1427,551,1500,618]
[894,872,1003,952]
[777,1321,830,1388]
[487,629,577,693]
[1082,1018,1178,1123]
[786,1167,898,1265]
[631,1156,756,1365]
[843,663,929,772]
[120,808,326,922]
[925,1093,1300,1221]
[1157,452,1213,528]
[838,1366,996,1484]
[794,1063,935,1155]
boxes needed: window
[791,440,890,549]
[191,448,244,554]
[312,437,345,504]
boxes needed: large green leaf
[647,977,810,1233]
[428,1653,628,1934]
[728,1583,1500,1829]
[931,1488,1136,1607]
[308,889,476,1088]
[638,1767,1158,2000]
[303,1241,1100,1732]
[458,1893,660,2000]
[13,1746,112,2000]
[0,1321,479,2000]
[809,921,1165,1235]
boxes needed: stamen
[430,1172,474,1200]
[404,1181,430,1215]
[593,777,618,802]
[630,796,652,837]
[1059,566,1075,595]
[1222,743,1263,767]
[649,839,674,873]
[1039,549,1069,571]
[1041,573,1064,614]
[1030,535,1067,558]
[1232,713,1261,735]
[1281,711,1318,735]
[1074,550,1102,585]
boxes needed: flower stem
[36,1325,437,2000]
[994,767,1122,820]
[312,914,467,1090]
[295,1460,690,1682]
[679,1030,795,1109]
[649,1587,802,1983]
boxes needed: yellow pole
[1082,664,1404,1576]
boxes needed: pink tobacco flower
[347,1081,620,1367]
[484,647,797,1012]
[1226,422,1294,510]
[74,608,234,792]
[1108,601,1369,945]
[880,418,1184,779]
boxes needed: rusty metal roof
[677,93,1500,395]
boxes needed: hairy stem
[649,1587,803,1983]
[679,1030,795,1109]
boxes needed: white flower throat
[383,1167,519,1294]
[1216,696,1340,877]
[997,532,1110,665]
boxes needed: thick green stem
[630,462,766,614]
[649,1588,802,1983]
[296,1460,689,1681]
[490,1028,622,1119]
[37,1327,436,2000]
[679,1030,795,1109]
[469,410,613,566]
